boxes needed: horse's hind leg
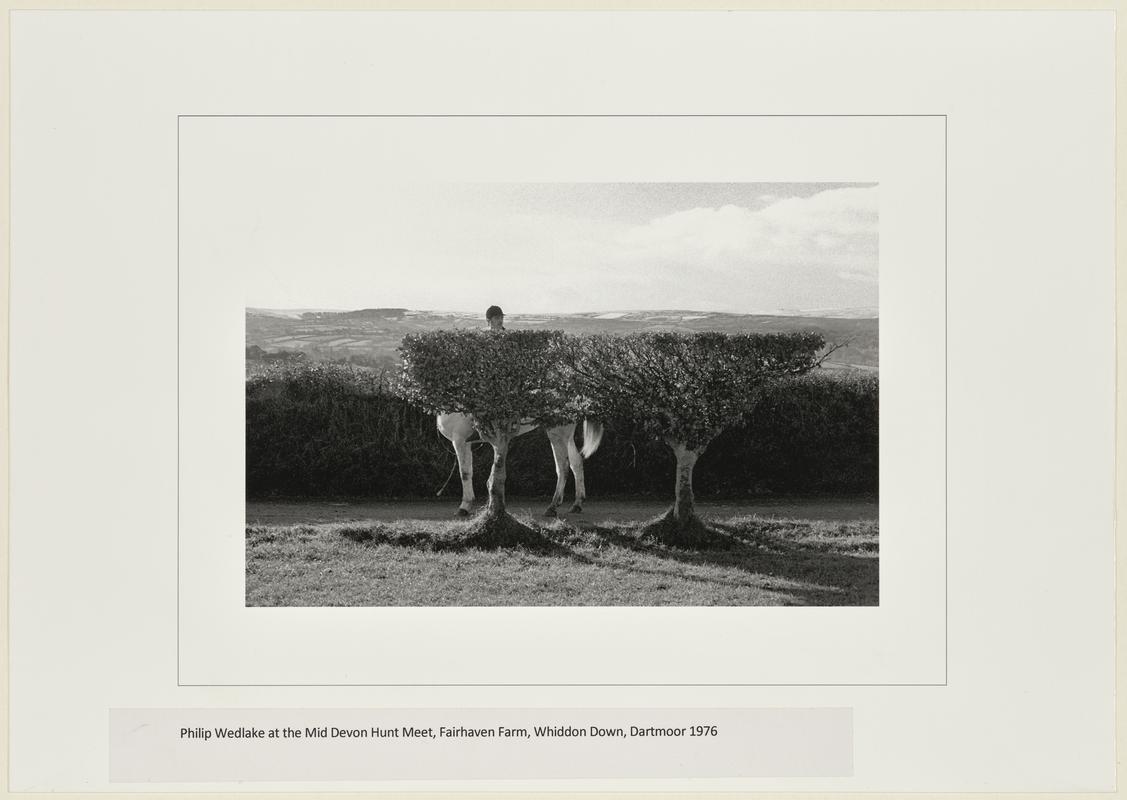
[452,437,475,516]
[567,436,586,513]
[544,426,572,517]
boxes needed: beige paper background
[1,3,1120,798]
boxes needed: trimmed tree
[398,329,575,543]
[565,331,825,547]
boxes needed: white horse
[437,413,603,517]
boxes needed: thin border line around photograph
[177,112,946,688]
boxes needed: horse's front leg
[544,426,572,517]
[566,436,586,513]
[438,413,478,516]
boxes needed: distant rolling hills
[246,308,879,371]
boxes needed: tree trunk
[452,420,550,551]
[669,440,702,524]
[479,423,516,515]
[638,436,725,548]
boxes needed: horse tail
[580,419,604,459]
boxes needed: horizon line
[246,306,880,319]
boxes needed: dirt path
[247,496,878,525]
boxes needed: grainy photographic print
[245,182,878,607]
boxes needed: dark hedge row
[246,363,878,499]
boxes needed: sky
[241,182,878,315]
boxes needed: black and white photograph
[244,182,880,606]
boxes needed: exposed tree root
[638,508,733,549]
[444,508,557,552]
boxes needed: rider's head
[486,305,505,331]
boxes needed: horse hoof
[455,508,470,517]
[568,505,583,514]
[543,507,558,518]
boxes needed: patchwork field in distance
[246,307,879,373]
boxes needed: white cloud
[756,186,878,238]
[616,204,759,256]
[443,187,880,312]
[615,187,878,275]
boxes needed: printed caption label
[110,707,852,782]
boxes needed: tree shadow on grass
[334,512,569,555]
[314,512,877,605]
[556,517,878,606]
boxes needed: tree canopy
[398,329,576,432]
[565,331,825,449]
[397,327,829,544]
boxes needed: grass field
[246,500,878,607]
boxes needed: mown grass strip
[246,514,878,607]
